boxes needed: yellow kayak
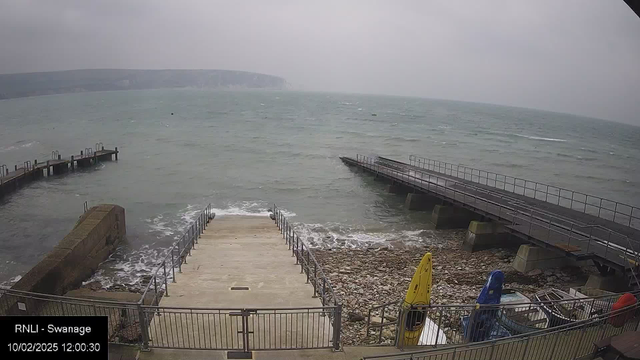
[401,252,432,346]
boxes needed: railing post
[153,277,158,306]
[322,278,327,305]
[520,337,531,360]
[306,250,311,283]
[171,249,176,282]
[312,263,318,297]
[333,304,342,351]
[163,262,169,297]
[292,235,296,257]
[178,241,183,271]
[137,304,150,350]
[300,244,305,274]
[547,327,560,360]
[572,327,587,359]
[434,308,443,347]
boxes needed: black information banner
[0,316,107,359]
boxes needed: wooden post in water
[71,156,74,170]
[115,147,118,161]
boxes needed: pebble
[314,230,594,346]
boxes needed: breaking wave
[294,222,441,250]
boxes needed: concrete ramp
[161,216,319,308]
[146,215,334,350]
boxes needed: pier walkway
[341,155,640,285]
[0,145,118,198]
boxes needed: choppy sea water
[0,89,638,288]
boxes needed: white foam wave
[1,275,22,287]
[85,245,169,290]
[514,134,567,142]
[91,202,297,290]
[146,214,174,237]
[210,201,296,217]
[295,222,438,249]
[0,141,38,152]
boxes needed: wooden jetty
[0,144,118,199]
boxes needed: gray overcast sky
[1,1,639,125]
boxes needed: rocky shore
[314,230,594,346]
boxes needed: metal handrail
[369,287,640,315]
[272,204,342,350]
[272,204,340,308]
[409,155,640,230]
[353,155,640,271]
[364,301,640,359]
[366,289,640,346]
[379,156,640,290]
[0,286,140,306]
[138,204,213,305]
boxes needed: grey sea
[1,89,639,287]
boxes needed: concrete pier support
[76,158,92,168]
[463,221,511,252]
[512,245,571,273]
[584,274,628,292]
[52,163,68,174]
[386,184,408,194]
[430,205,479,229]
[404,193,436,210]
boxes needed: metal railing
[366,290,640,348]
[141,305,338,351]
[1,203,343,352]
[273,204,341,309]
[408,155,640,230]
[363,302,640,360]
[139,204,214,306]
[352,155,640,275]
[378,155,640,289]
[0,287,144,345]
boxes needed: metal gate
[141,305,341,353]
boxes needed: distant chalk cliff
[0,69,287,99]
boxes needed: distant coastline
[0,69,287,100]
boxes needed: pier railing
[365,290,640,348]
[138,204,214,306]
[408,155,640,230]
[354,155,640,277]
[363,302,640,360]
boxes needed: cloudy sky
[1,0,639,124]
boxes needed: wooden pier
[0,145,118,199]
